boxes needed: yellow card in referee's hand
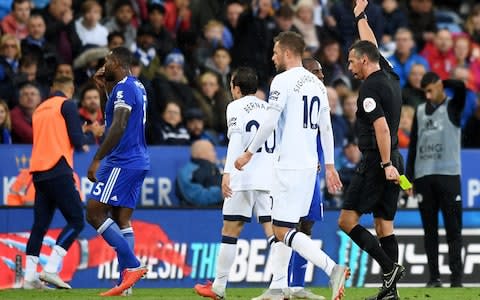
[399,175,412,190]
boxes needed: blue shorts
[302,173,324,221]
[89,165,147,209]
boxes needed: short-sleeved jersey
[268,67,329,169]
[104,76,150,170]
[356,56,402,151]
[226,95,274,191]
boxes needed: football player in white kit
[194,67,279,300]
[235,32,349,300]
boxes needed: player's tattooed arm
[88,107,131,182]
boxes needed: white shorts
[271,167,317,226]
[223,190,272,223]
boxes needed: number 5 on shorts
[92,182,105,196]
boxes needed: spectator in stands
[464,4,480,45]
[231,0,278,85]
[398,105,414,148]
[1,0,31,40]
[331,75,352,102]
[381,0,408,48]
[327,86,349,148]
[195,20,228,68]
[402,63,426,108]
[387,27,430,87]
[463,100,480,148]
[325,135,362,208]
[224,0,244,35]
[275,4,297,33]
[449,66,479,129]
[130,24,157,69]
[107,31,125,49]
[0,99,12,144]
[327,0,384,56]
[74,0,108,48]
[421,28,456,80]
[72,46,109,88]
[0,34,21,108]
[203,46,232,91]
[175,139,223,207]
[78,84,104,145]
[147,3,175,61]
[21,13,57,86]
[55,62,74,79]
[293,0,336,54]
[41,0,81,64]
[15,55,37,83]
[184,107,219,145]
[14,55,49,99]
[316,39,348,87]
[193,71,229,141]
[11,83,41,144]
[104,0,137,47]
[164,0,192,38]
[150,50,197,114]
[342,92,357,137]
[407,0,437,52]
[147,99,190,145]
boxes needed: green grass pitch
[1,288,480,300]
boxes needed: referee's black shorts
[342,150,403,220]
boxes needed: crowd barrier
[1,208,479,289]
[1,145,480,208]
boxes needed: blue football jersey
[104,76,150,170]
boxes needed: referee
[406,72,465,288]
[337,1,405,299]
[24,77,88,289]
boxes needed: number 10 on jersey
[303,95,320,129]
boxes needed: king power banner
[1,145,480,208]
[1,209,479,289]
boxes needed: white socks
[212,242,237,296]
[290,231,336,276]
[44,245,67,273]
[25,255,39,281]
[269,241,292,289]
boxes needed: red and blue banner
[1,209,479,289]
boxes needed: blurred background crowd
[0,0,479,207]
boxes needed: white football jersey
[226,95,274,191]
[268,67,329,169]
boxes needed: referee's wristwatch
[355,11,368,23]
[380,161,392,169]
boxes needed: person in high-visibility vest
[24,76,89,290]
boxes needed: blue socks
[118,227,135,285]
[97,219,139,272]
[288,251,307,287]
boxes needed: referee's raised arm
[354,0,378,47]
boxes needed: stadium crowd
[0,0,479,207]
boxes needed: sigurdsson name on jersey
[294,74,317,93]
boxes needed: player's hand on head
[354,0,368,17]
[87,160,100,182]
[222,173,232,198]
